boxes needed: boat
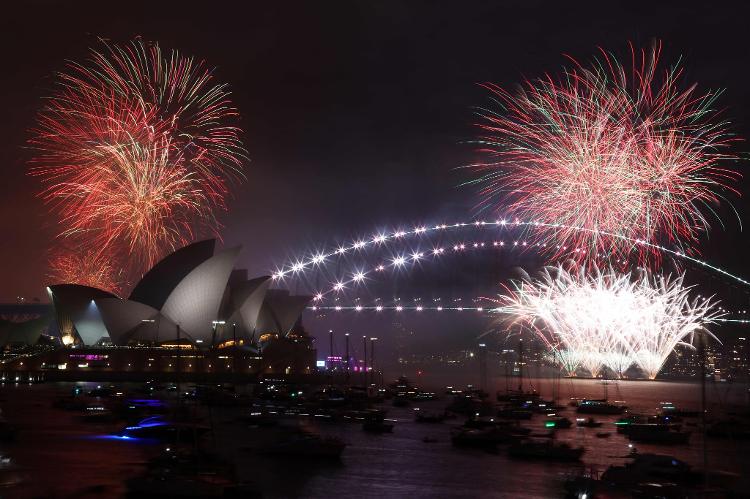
[615,413,676,431]
[450,428,505,448]
[88,385,116,398]
[238,410,279,427]
[615,413,688,443]
[658,402,699,418]
[414,408,445,423]
[576,399,626,415]
[463,416,531,435]
[446,392,493,416]
[496,390,541,403]
[363,420,394,433]
[119,397,169,414]
[453,423,527,446]
[565,450,744,498]
[81,405,116,423]
[508,439,584,461]
[623,424,691,444]
[601,452,698,485]
[388,376,414,394]
[496,406,533,420]
[118,416,211,443]
[361,409,394,433]
[464,416,504,429]
[544,416,572,429]
[388,377,436,401]
[576,417,603,428]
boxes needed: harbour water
[1,377,748,498]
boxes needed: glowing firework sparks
[500,264,723,379]
[47,247,124,295]
[50,137,216,266]
[470,41,740,264]
[545,349,581,377]
[603,351,633,379]
[30,37,246,277]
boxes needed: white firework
[549,349,582,377]
[500,265,722,380]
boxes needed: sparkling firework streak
[30,38,245,274]
[551,350,582,378]
[470,42,740,265]
[499,265,723,379]
[47,247,124,296]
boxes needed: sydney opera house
[0,241,317,380]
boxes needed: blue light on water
[130,416,167,428]
[127,399,166,407]
[86,434,161,443]
[87,434,138,441]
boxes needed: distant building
[0,303,55,348]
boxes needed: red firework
[471,41,740,266]
[30,38,245,283]
[47,247,125,296]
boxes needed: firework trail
[545,349,581,377]
[47,246,124,296]
[30,38,245,281]
[470,41,739,266]
[499,264,723,379]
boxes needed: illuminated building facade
[45,240,312,349]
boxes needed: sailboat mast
[518,338,524,393]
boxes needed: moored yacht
[118,416,211,443]
[576,399,626,415]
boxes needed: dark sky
[2,0,750,306]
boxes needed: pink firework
[471,41,740,266]
[48,247,125,296]
[29,38,245,280]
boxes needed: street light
[344,333,350,371]
[370,337,378,386]
[211,320,226,348]
[362,336,368,384]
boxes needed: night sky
[2,0,750,307]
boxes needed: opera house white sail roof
[46,240,311,346]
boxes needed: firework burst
[471,41,739,265]
[30,38,245,279]
[499,264,723,379]
[47,246,124,296]
[546,349,581,377]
